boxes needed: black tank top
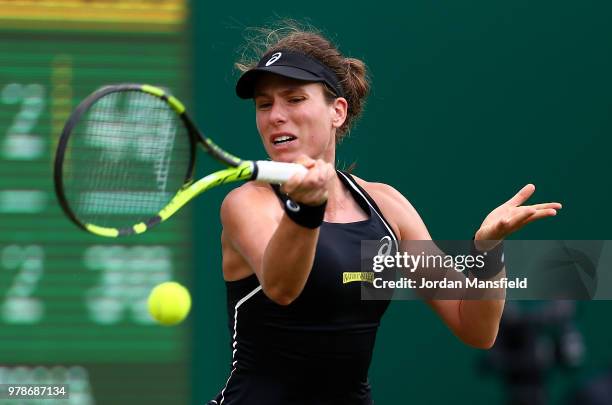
[217,171,398,404]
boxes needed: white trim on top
[337,171,398,242]
[219,285,262,405]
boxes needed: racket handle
[253,161,308,184]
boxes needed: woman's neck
[323,172,369,223]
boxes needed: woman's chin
[268,151,301,163]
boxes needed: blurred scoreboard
[0,1,191,404]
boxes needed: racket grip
[253,161,308,184]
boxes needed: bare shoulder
[350,174,408,205]
[221,181,276,210]
[349,173,431,240]
[220,181,281,225]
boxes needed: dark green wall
[191,2,612,404]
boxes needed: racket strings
[63,90,192,228]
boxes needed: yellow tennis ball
[147,282,191,326]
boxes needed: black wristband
[469,237,505,280]
[271,185,327,229]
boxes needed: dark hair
[236,21,370,142]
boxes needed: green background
[0,30,191,404]
[191,1,612,404]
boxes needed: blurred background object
[0,1,192,404]
[481,301,584,405]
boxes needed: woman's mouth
[271,134,297,146]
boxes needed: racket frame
[54,84,304,238]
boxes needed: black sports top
[214,171,398,405]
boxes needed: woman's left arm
[457,184,561,347]
[364,182,561,349]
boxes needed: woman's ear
[331,97,348,129]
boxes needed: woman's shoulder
[344,172,405,203]
[220,181,281,225]
[344,172,429,240]
[223,181,276,204]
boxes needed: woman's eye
[289,97,305,104]
[257,102,272,109]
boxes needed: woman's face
[253,74,345,163]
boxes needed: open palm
[475,184,561,249]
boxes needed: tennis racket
[54,84,307,237]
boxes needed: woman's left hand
[475,184,562,250]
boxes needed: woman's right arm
[220,158,334,305]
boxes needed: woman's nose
[268,102,287,125]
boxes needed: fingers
[522,208,558,226]
[497,206,536,232]
[502,185,562,233]
[281,157,334,205]
[506,184,536,207]
[281,155,315,194]
[528,202,563,210]
[480,185,562,240]
[496,206,558,236]
[293,154,316,169]
[505,184,564,212]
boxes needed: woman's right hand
[280,155,335,206]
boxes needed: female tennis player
[209,23,561,405]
